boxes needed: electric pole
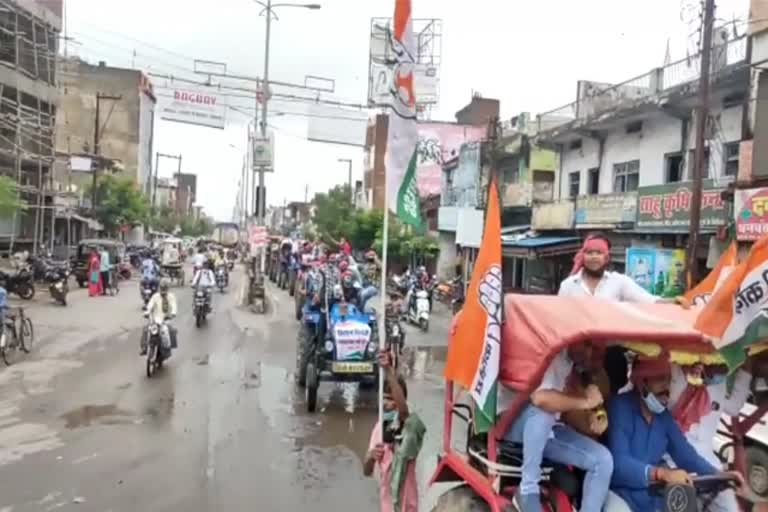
[686,0,715,286]
[338,158,353,205]
[91,93,121,210]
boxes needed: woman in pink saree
[88,249,102,297]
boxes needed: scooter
[45,266,69,306]
[406,286,430,332]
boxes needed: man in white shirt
[507,235,669,512]
[191,251,206,271]
[141,279,177,355]
[558,235,658,303]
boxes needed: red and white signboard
[159,87,227,129]
[249,226,267,253]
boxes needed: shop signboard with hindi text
[636,180,727,232]
[735,187,768,241]
[574,192,637,228]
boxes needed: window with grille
[568,171,581,198]
[613,160,639,192]
[724,142,739,176]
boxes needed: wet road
[0,267,450,511]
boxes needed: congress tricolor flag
[444,177,502,433]
[695,236,768,368]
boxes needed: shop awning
[502,235,581,259]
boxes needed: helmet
[341,271,354,288]
[159,278,171,292]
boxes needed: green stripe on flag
[396,149,423,230]
[719,310,768,370]
[474,381,497,434]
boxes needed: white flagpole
[378,158,389,441]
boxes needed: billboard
[415,123,485,196]
[735,187,768,241]
[367,17,442,108]
[626,247,686,298]
[306,104,368,147]
[159,87,227,129]
[636,179,727,232]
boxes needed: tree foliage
[149,205,212,237]
[312,183,438,260]
[0,175,25,218]
[91,175,149,233]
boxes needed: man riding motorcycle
[191,260,216,310]
[140,278,177,355]
[140,254,160,304]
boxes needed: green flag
[396,149,423,230]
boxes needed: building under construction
[0,0,60,254]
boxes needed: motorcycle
[0,268,35,300]
[193,287,211,327]
[143,317,171,378]
[215,266,227,292]
[406,285,430,332]
[45,265,69,306]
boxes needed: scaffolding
[0,0,59,255]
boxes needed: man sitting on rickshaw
[605,356,743,512]
[503,341,613,512]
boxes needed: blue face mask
[643,391,667,415]
[383,410,398,423]
[705,374,727,386]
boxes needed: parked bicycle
[1,307,33,365]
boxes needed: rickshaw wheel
[747,446,768,497]
[430,485,490,512]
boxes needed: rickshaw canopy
[499,294,714,392]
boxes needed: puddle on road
[60,404,133,429]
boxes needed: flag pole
[378,159,389,442]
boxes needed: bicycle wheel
[1,328,19,365]
[20,317,33,353]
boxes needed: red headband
[630,357,671,386]
[570,237,610,275]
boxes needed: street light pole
[257,0,272,226]
[253,0,321,225]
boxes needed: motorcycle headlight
[324,340,334,352]
[196,291,204,297]
[149,325,159,335]
[391,324,400,337]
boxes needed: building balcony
[532,199,575,230]
[574,191,638,229]
[535,34,747,139]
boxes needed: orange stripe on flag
[695,237,768,339]
[683,241,737,305]
[444,178,502,390]
[393,0,412,42]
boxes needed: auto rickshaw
[73,239,126,288]
[429,295,761,512]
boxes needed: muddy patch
[60,404,133,429]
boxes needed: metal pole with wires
[686,0,716,286]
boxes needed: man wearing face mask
[605,357,741,512]
[667,362,751,512]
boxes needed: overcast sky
[64,0,748,221]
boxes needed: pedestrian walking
[99,245,111,295]
[88,249,102,297]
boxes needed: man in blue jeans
[504,343,613,512]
